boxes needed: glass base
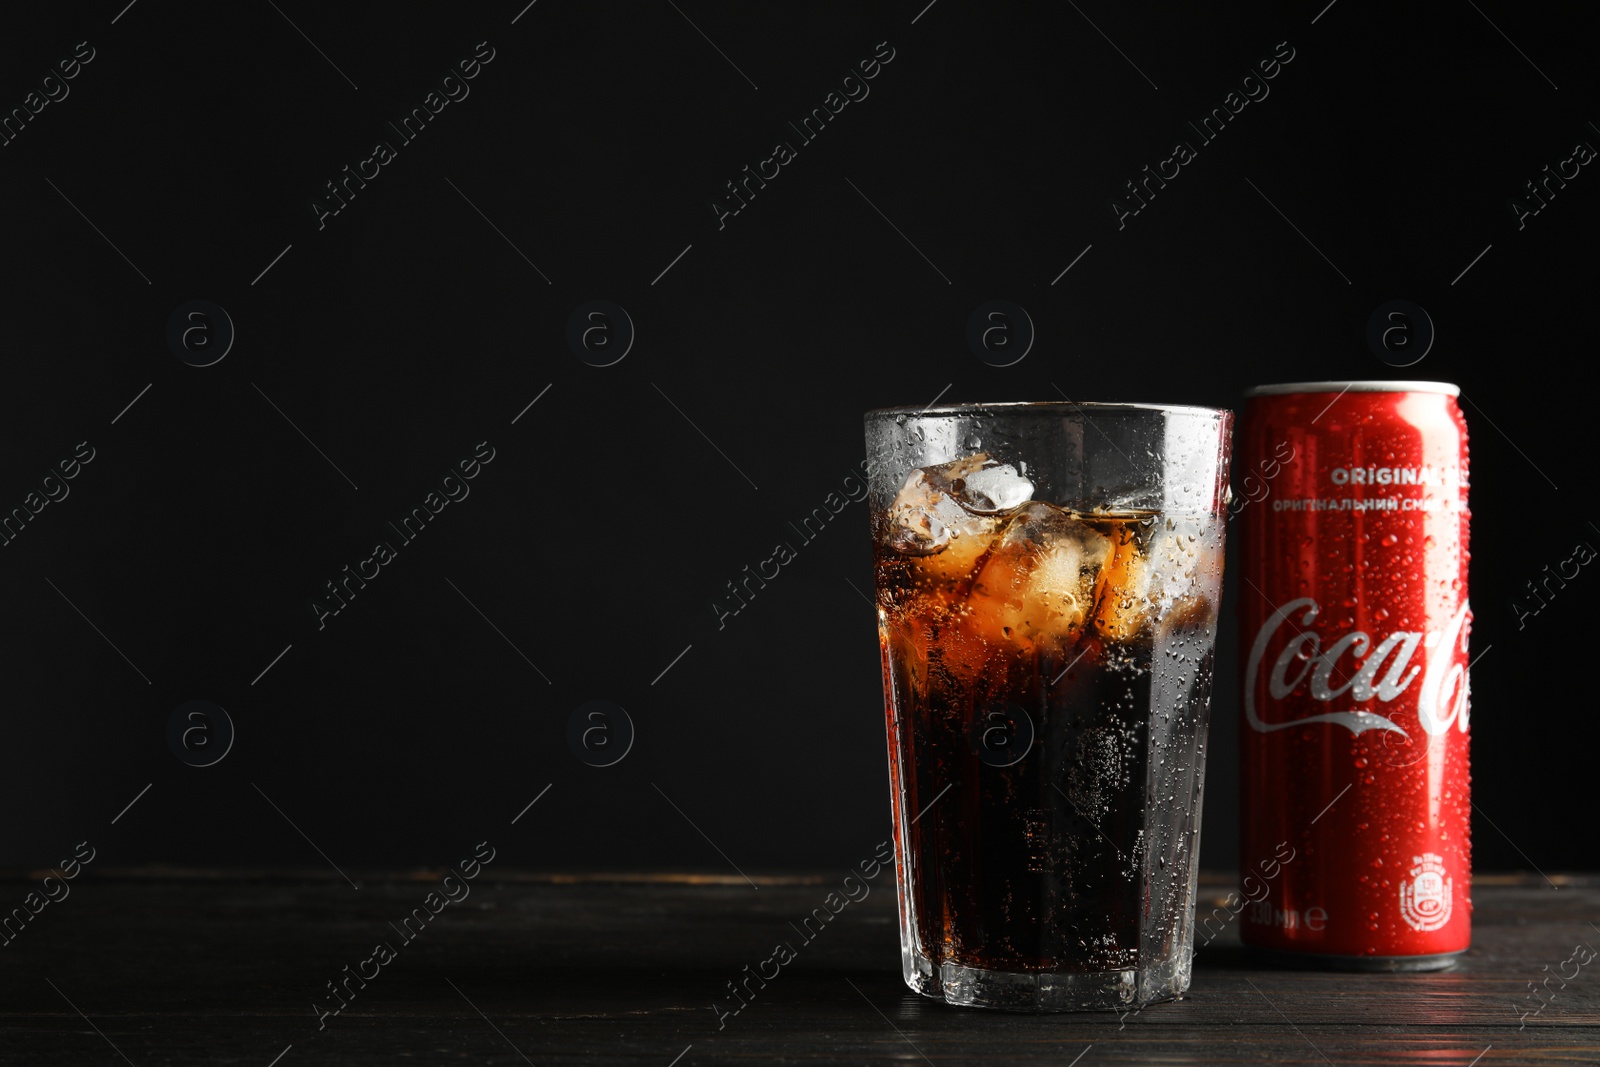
[903,948,1190,1012]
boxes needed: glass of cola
[865,402,1232,1011]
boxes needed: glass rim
[864,400,1231,419]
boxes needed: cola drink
[1237,381,1470,969]
[866,403,1231,1011]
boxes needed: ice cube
[968,502,1113,649]
[885,452,1032,557]
[1090,517,1156,642]
[886,468,984,557]
[1091,515,1226,642]
[1156,594,1219,644]
[1143,518,1223,642]
[1145,518,1214,604]
[934,457,1035,514]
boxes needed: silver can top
[1244,380,1460,397]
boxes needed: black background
[1,0,1594,880]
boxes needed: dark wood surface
[1,871,1595,1065]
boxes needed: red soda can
[1237,381,1471,970]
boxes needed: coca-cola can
[1237,381,1470,970]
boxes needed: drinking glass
[865,401,1232,1011]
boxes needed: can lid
[1244,380,1460,398]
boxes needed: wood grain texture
[0,872,1594,1065]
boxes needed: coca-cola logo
[1245,598,1471,739]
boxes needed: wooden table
[1,871,1595,1064]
